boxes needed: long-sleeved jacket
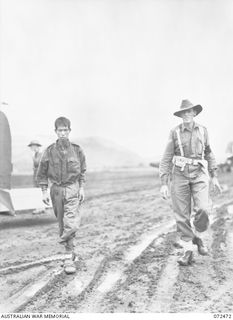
[36,141,86,188]
[159,122,217,185]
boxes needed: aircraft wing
[0,189,15,214]
[0,110,52,215]
[0,110,12,189]
[0,188,51,213]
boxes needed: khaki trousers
[50,182,81,252]
[171,164,210,243]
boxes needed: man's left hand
[78,187,85,203]
[211,177,222,194]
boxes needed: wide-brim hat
[174,99,203,117]
[28,140,42,147]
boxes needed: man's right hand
[42,190,50,205]
[160,185,169,200]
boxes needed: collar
[56,139,71,151]
[180,122,200,132]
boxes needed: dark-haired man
[37,117,86,274]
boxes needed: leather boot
[192,236,208,255]
[64,259,76,274]
[177,250,194,266]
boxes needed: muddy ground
[0,168,233,313]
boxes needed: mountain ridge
[12,135,147,174]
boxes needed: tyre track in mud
[17,219,175,313]
[0,252,108,313]
[2,173,233,313]
[79,197,233,313]
[146,253,179,312]
[0,181,166,313]
[169,200,233,313]
[93,199,230,312]
[16,255,106,313]
[6,200,233,313]
[88,229,179,313]
[0,265,63,313]
[71,221,176,312]
[0,255,77,313]
[145,190,233,313]
[0,257,66,313]
[190,204,233,312]
[0,254,73,275]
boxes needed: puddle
[221,184,229,192]
[74,279,84,292]
[227,205,233,214]
[97,271,122,293]
[24,278,51,298]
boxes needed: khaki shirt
[159,122,217,185]
[33,151,42,172]
[36,141,86,188]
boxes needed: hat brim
[174,105,203,118]
[28,143,42,147]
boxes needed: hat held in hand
[193,209,209,232]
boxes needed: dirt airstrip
[0,169,233,313]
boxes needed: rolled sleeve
[159,130,175,185]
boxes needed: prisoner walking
[37,117,86,274]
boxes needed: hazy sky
[1,0,233,161]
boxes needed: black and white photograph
[0,0,233,317]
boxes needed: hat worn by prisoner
[174,99,203,118]
[28,140,42,147]
[193,209,209,233]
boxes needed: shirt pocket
[67,157,80,173]
[49,158,60,177]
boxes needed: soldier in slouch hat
[159,99,221,266]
